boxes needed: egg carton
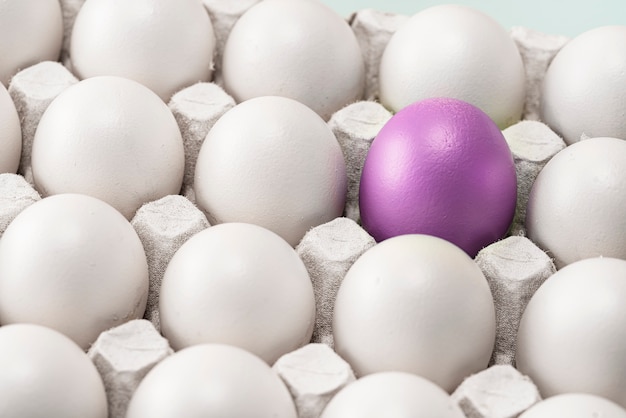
[1,0,609,417]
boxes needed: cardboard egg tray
[1,0,607,417]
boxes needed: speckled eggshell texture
[194,96,347,247]
[519,394,626,418]
[70,0,216,101]
[379,4,525,128]
[526,137,626,269]
[516,257,626,408]
[320,372,465,418]
[541,26,626,145]
[159,223,316,365]
[359,97,517,258]
[0,82,21,173]
[221,0,365,120]
[126,344,297,418]
[333,234,496,392]
[0,194,149,350]
[0,0,63,86]
[31,76,185,220]
[0,324,108,418]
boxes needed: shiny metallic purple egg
[359,97,517,257]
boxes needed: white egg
[0,194,149,349]
[126,343,297,418]
[541,26,626,145]
[31,76,185,220]
[333,234,496,392]
[221,0,365,120]
[70,0,216,101]
[0,82,21,173]
[0,324,107,418]
[516,257,626,408]
[519,393,626,418]
[526,137,626,268]
[194,96,347,247]
[0,0,63,86]
[159,222,315,364]
[320,372,465,418]
[379,4,525,128]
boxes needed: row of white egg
[9,321,625,418]
[2,0,625,137]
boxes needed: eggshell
[320,372,465,418]
[359,97,517,257]
[0,194,149,349]
[516,257,626,408]
[194,96,347,247]
[159,222,316,364]
[0,82,21,173]
[379,4,525,128]
[526,137,626,268]
[541,26,626,145]
[221,0,365,120]
[333,234,496,392]
[519,393,626,418]
[70,0,216,101]
[0,324,107,418]
[31,76,185,220]
[0,0,63,86]
[126,344,297,418]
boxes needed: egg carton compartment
[2,0,625,417]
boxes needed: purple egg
[359,97,517,257]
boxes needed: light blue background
[320,0,626,37]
